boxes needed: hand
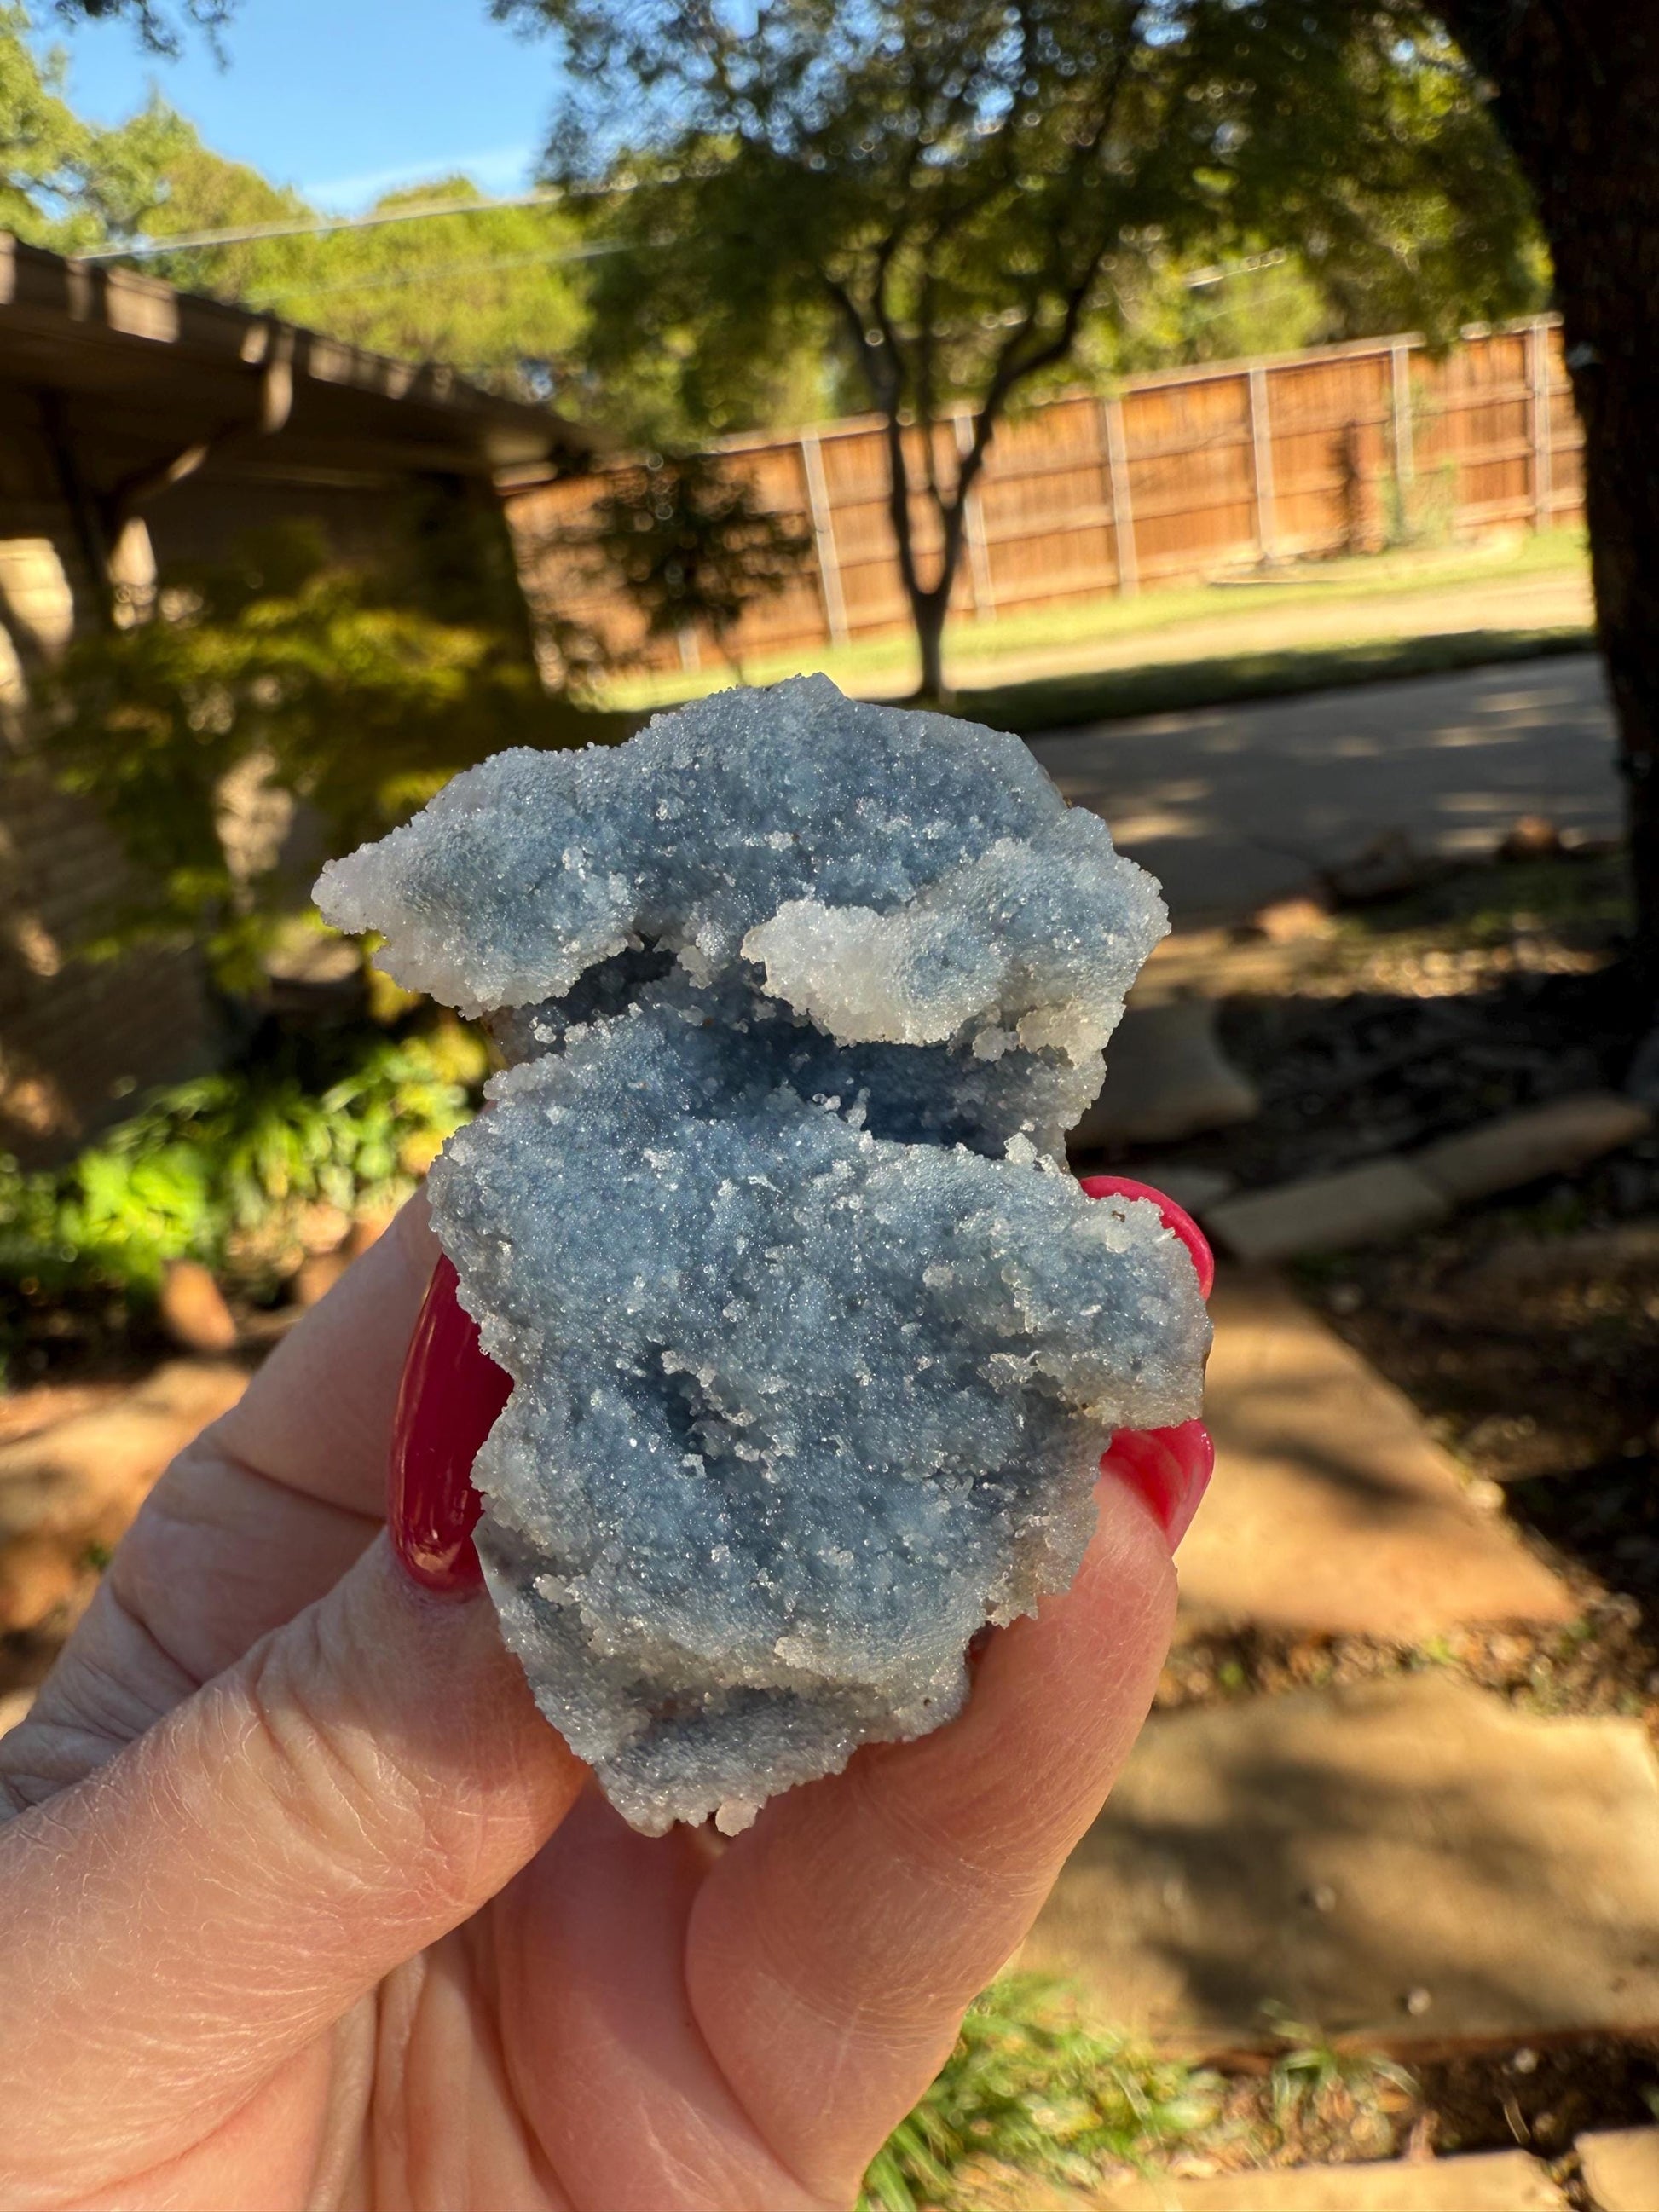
[0,1181,1211,2212]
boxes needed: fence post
[1247,365,1277,560]
[799,429,850,647]
[1101,393,1139,597]
[953,412,997,620]
[1529,318,1554,534]
[1390,341,1416,541]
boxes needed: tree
[1429,0,1659,994]
[575,452,812,673]
[123,154,592,401]
[498,0,1539,700]
[0,9,590,400]
[1,8,260,248]
[38,98,593,401]
[1,2,107,240]
[43,0,229,55]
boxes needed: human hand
[0,1178,1211,2212]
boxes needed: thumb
[0,1535,582,2193]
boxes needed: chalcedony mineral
[317,675,1208,1834]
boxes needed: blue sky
[43,0,563,209]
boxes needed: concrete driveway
[1027,652,1621,927]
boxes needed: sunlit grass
[858,1977,1223,2211]
[859,1981,1423,2209]
[595,528,1590,715]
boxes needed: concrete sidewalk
[1029,655,1619,927]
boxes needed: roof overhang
[0,234,600,500]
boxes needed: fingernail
[1078,1172,1215,1299]
[390,1255,512,1595]
[1103,1419,1215,1551]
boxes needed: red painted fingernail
[1103,1418,1215,1551]
[390,1255,512,1595]
[1078,1172,1215,1300]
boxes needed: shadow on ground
[970,625,1595,739]
[1026,651,1617,926]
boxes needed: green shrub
[43,522,615,992]
[0,1020,487,1298]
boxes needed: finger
[0,1536,585,2205]
[0,1469,379,1812]
[685,1470,1176,2206]
[492,1795,830,2212]
[1105,1418,1214,1551]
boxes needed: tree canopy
[494,0,1542,692]
[0,1,183,244]
[4,2,1546,445]
[45,0,230,54]
[0,7,591,398]
[128,164,592,402]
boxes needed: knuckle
[229,1608,491,1926]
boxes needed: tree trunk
[1435,0,1659,995]
[875,409,961,705]
[913,587,950,704]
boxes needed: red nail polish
[390,1255,512,1594]
[1078,1172,1215,1299]
[1103,1418,1215,1550]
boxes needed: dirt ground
[1055,842,1659,2189]
[1113,851,1659,1730]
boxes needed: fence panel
[506,319,1584,679]
[1119,370,1257,582]
[975,392,1120,613]
[1262,349,1394,554]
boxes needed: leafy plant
[43,521,610,990]
[1262,2007,1416,2156]
[858,1977,1220,2212]
[0,1019,488,1298]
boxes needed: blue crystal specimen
[318,677,1209,1833]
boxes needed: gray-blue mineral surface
[317,675,1209,1834]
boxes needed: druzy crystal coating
[318,677,1209,1834]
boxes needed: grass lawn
[592,528,1594,736]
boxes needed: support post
[38,389,115,627]
[953,412,996,620]
[1247,365,1277,562]
[1529,317,1554,534]
[799,430,850,647]
[1390,340,1416,533]
[1102,394,1138,597]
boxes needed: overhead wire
[74,176,641,262]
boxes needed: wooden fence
[506,318,1583,675]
